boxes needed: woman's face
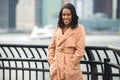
[62,8,72,26]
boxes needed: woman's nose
[64,15,68,18]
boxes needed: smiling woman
[47,3,86,80]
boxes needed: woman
[47,3,85,80]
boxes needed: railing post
[103,58,111,80]
[85,49,98,80]
[0,53,1,57]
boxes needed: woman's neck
[62,26,70,34]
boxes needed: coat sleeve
[47,26,57,64]
[74,25,85,61]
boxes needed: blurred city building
[0,0,17,30]
[0,0,120,32]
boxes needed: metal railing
[0,44,120,80]
[84,46,120,80]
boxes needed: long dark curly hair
[58,3,79,29]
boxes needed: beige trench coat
[47,24,85,80]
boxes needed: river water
[0,33,120,47]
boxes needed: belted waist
[56,47,75,54]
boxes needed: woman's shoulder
[53,25,61,33]
[54,25,61,29]
[54,25,59,30]
[76,24,85,30]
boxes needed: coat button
[62,48,64,51]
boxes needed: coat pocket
[67,55,80,77]
[70,55,80,66]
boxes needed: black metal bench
[0,44,120,80]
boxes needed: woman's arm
[47,26,57,64]
[74,25,86,61]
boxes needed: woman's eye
[67,14,70,16]
[62,14,65,16]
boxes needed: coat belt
[56,47,75,54]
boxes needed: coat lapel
[57,27,75,46]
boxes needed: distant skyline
[0,0,120,31]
